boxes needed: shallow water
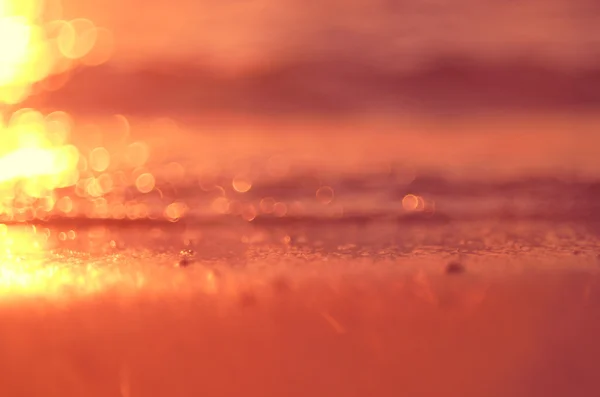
[1,114,600,396]
[2,0,599,393]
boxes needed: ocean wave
[27,56,600,116]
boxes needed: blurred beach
[1,0,600,396]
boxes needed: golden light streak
[0,0,111,222]
[0,1,202,296]
[0,0,102,104]
[0,0,116,292]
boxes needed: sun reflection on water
[0,224,142,297]
[0,1,197,225]
[0,224,52,294]
[0,0,118,291]
[0,0,452,295]
[0,0,114,224]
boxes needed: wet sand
[0,221,598,397]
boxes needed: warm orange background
[61,0,599,71]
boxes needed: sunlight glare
[0,0,111,220]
